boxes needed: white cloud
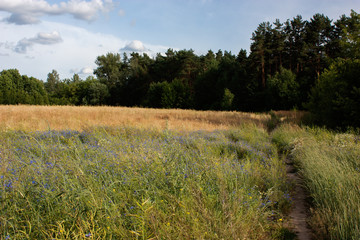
[59,0,113,21]
[70,67,94,75]
[70,67,93,75]
[14,31,63,53]
[80,67,94,74]
[0,20,172,80]
[6,13,41,25]
[0,0,114,25]
[121,40,147,52]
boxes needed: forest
[1,10,359,128]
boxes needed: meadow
[0,105,359,239]
[272,124,360,239]
[0,105,271,132]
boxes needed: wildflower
[167,222,170,226]
[85,233,92,237]
[278,218,283,222]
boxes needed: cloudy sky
[0,0,359,81]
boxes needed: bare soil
[285,157,313,240]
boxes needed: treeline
[0,69,48,105]
[1,10,359,128]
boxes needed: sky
[0,0,359,81]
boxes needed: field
[272,124,360,239]
[0,106,359,239]
[0,105,273,132]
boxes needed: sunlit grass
[0,125,291,239]
[272,124,360,239]
[0,105,272,132]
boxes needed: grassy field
[272,124,360,239]
[0,105,273,132]
[0,105,358,239]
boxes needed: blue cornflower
[85,233,92,237]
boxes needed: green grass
[272,124,360,240]
[0,125,291,239]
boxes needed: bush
[221,88,235,110]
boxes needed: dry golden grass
[274,110,308,125]
[0,105,274,132]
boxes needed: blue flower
[85,233,92,237]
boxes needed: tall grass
[0,105,270,132]
[0,125,291,239]
[272,124,360,239]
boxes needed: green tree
[201,50,218,72]
[250,22,272,88]
[304,14,334,77]
[146,81,172,108]
[145,79,192,109]
[267,67,299,109]
[23,75,49,105]
[94,53,127,105]
[77,76,109,105]
[221,88,235,110]
[45,69,60,94]
[194,67,221,110]
[94,53,123,88]
[169,78,193,109]
[0,69,17,104]
[123,53,154,106]
[334,10,360,59]
[270,19,286,73]
[0,69,48,105]
[307,59,360,128]
[284,15,307,72]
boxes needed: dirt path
[285,157,313,240]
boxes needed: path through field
[286,157,313,240]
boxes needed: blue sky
[0,0,359,81]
